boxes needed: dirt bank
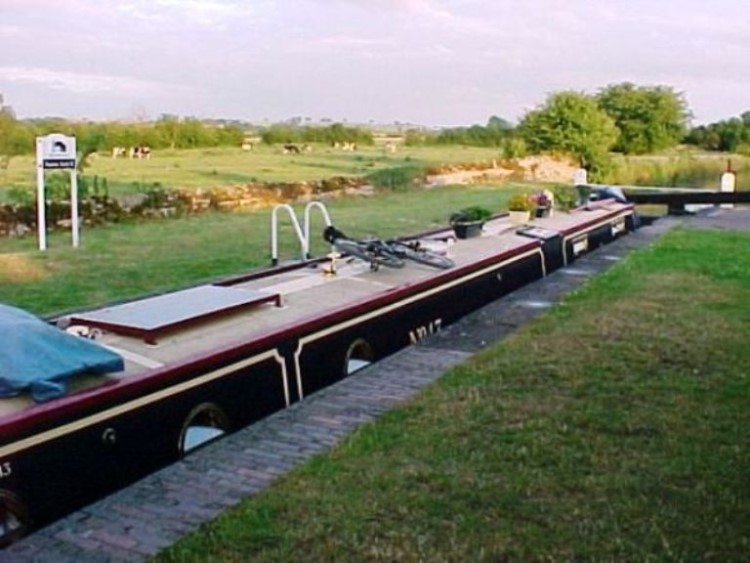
[426,155,578,187]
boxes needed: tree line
[406,83,750,175]
[0,113,247,169]
[0,109,376,171]
[2,83,750,179]
[260,122,374,146]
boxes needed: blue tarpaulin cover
[0,304,124,403]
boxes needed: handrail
[303,201,333,259]
[270,204,307,266]
[270,201,334,266]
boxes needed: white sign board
[35,134,79,250]
[38,133,77,170]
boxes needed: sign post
[720,160,736,210]
[35,134,78,251]
[573,168,588,186]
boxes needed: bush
[501,138,528,159]
[506,193,534,212]
[366,165,424,191]
[549,184,580,211]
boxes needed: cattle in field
[241,141,254,151]
[111,147,127,158]
[283,143,301,154]
[130,145,152,159]
[336,141,357,151]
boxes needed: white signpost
[35,134,79,251]
[573,168,588,186]
[720,170,736,209]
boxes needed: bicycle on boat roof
[323,226,455,271]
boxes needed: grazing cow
[241,141,254,151]
[111,146,127,158]
[130,145,152,159]
[283,143,301,154]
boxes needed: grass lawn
[0,183,527,316]
[0,144,506,201]
[154,227,750,561]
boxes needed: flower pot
[535,206,552,218]
[452,221,483,239]
[508,210,531,225]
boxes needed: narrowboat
[0,199,636,544]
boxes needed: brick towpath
[4,208,748,562]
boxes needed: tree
[0,111,32,172]
[685,114,750,152]
[72,122,108,170]
[486,115,513,132]
[518,91,618,174]
[597,83,690,154]
[155,115,181,149]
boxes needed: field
[3,144,749,205]
[0,144,507,201]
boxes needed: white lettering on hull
[409,318,443,344]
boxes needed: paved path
[4,208,747,562]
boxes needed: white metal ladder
[270,201,333,266]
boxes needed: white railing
[270,201,333,266]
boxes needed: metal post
[70,169,80,247]
[35,138,47,251]
[303,201,333,259]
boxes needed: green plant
[507,193,534,212]
[549,184,579,211]
[365,165,424,191]
[519,90,618,175]
[449,205,492,224]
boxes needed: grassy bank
[0,184,525,316]
[155,227,750,561]
[608,151,750,189]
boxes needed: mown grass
[154,228,750,561]
[0,184,528,316]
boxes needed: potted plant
[449,206,492,239]
[506,193,534,225]
[533,190,554,218]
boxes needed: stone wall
[0,177,367,238]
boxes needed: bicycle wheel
[333,239,379,266]
[367,241,406,269]
[388,240,455,269]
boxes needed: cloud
[117,0,262,28]
[0,25,22,36]
[0,66,183,98]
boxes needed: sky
[1,0,748,127]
